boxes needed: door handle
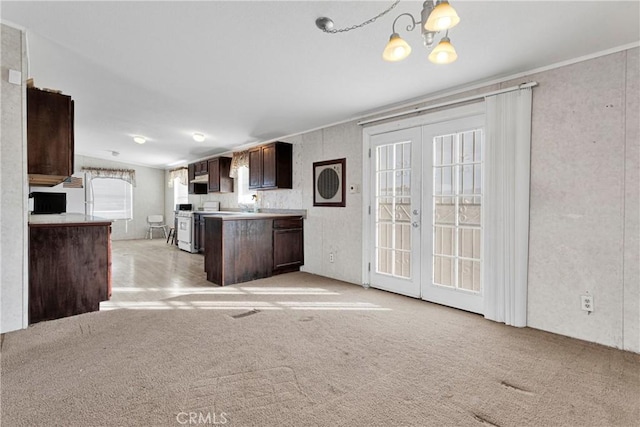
[412,222,420,228]
[413,209,420,215]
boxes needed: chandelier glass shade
[424,0,460,32]
[428,36,458,64]
[382,33,412,62]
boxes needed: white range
[176,201,220,253]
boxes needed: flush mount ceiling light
[133,136,146,144]
[316,0,460,65]
[192,133,205,142]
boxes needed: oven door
[177,216,194,252]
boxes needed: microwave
[175,203,193,211]
[30,192,66,214]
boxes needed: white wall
[0,24,28,333]
[75,155,166,240]
[521,49,639,352]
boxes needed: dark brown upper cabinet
[194,160,208,176]
[248,141,292,190]
[208,157,234,193]
[27,87,74,187]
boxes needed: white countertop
[201,212,303,220]
[29,213,113,225]
[194,209,306,219]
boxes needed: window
[432,129,482,292]
[90,178,133,220]
[375,141,412,279]
[173,177,188,205]
[236,166,256,205]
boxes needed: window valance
[82,167,136,187]
[229,150,250,178]
[168,167,188,187]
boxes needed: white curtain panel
[483,88,533,327]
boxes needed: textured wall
[0,24,28,332]
[75,155,165,240]
[512,49,639,351]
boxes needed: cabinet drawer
[273,217,302,229]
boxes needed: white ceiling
[2,1,639,169]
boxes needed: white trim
[362,103,486,138]
[358,82,538,126]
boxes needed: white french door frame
[362,102,486,293]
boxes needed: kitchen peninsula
[204,213,304,286]
[29,214,112,324]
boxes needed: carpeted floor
[1,243,639,426]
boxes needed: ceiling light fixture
[133,136,146,144]
[316,0,460,65]
[192,133,205,142]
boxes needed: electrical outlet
[329,252,335,263]
[581,295,594,313]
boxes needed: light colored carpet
[1,244,639,426]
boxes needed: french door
[367,114,485,314]
[369,127,422,298]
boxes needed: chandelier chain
[320,0,401,34]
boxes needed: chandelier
[316,0,461,65]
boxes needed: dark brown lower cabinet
[194,213,205,253]
[29,221,112,324]
[273,218,304,273]
[205,216,303,286]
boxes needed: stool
[166,227,176,245]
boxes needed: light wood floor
[100,238,219,309]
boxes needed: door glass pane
[434,197,455,225]
[375,141,412,279]
[458,227,481,259]
[394,223,412,251]
[434,256,454,287]
[434,226,455,256]
[377,248,392,275]
[458,196,481,226]
[434,166,454,196]
[458,259,481,292]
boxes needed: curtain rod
[357,82,538,126]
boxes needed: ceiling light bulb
[428,36,458,64]
[425,1,460,32]
[383,33,412,62]
[133,136,146,144]
[192,133,205,142]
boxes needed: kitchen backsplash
[188,189,303,211]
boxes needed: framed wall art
[313,158,346,207]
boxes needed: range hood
[190,174,209,184]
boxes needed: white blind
[90,177,133,220]
[483,87,533,327]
